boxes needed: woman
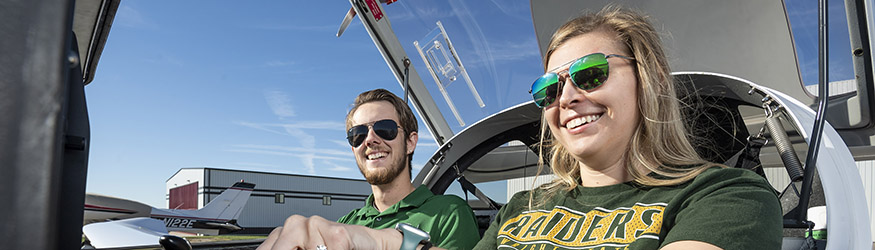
[471,6,782,250]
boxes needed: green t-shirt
[338,185,480,250]
[473,167,782,250]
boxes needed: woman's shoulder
[695,166,770,182]
[683,166,776,193]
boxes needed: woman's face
[544,29,640,169]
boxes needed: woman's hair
[531,5,720,207]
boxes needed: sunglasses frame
[346,119,402,147]
[530,53,635,108]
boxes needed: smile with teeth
[367,152,388,160]
[565,114,602,129]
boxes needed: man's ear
[406,131,418,154]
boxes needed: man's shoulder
[424,193,470,207]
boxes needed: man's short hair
[346,89,419,169]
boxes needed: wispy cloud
[116,5,158,29]
[412,161,426,171]
[264,60,296,67]
[143,52,184,67]
[462,38,540,66]
[330,139,351,148]
[415,131,440,148]
[234,121,346,135]
[227,147,354,162]
[484,0,529,18]
[248,23,338,32]
[283,127,315,148]
[231,162,280,168]
[321,160,354,172]
[232,90,355,174]
[264,90,296,119]
[232,144,351,157]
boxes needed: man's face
[349,101,417,185]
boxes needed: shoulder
[686,167,774,190]
[425,193,470,208]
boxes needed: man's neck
[370,176,416,212]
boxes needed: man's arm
[258,215,453,250]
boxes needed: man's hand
[257,215,401,250]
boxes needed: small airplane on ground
[81,181,255,249]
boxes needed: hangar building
[166,167,371,234]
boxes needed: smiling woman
[471,6,783,250]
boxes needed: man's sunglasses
[346,119,401,147]
[529,53,635,108]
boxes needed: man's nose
[363,127,381,146]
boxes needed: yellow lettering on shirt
[497,203,665,249]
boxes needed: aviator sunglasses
[346,119,401,147]
[529,52,635,108]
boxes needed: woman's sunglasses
[346,119,401,147]
[529,53,635,108]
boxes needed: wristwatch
[395,223,431,250]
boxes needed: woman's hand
[257,215,402,250]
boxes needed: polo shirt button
[376,217,382,222]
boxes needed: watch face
[397,223,430,240]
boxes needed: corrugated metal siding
[235,196,367,227]
[507,174,555,201]
[804,79,857,96]
[764,167,792,191]
[176,168,372,229]
[207,169,370,196]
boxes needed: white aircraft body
[82,181,255,248]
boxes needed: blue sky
[85,0,856,208]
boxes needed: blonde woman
[471,6,782,250]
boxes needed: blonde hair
[531,5,721,208]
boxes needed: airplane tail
[196,181,255,221]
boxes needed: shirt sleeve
[660,168,783,250]
[336,209,356,224]
[430,196,482,250]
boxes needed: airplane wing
[82,217,169,249]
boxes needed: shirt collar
[359,185,434,216]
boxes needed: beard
[358,140,408,185]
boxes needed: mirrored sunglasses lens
[570,54,609,90]
[373,120,398,141]
[532,74,559,107]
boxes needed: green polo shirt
[337,185,480,250]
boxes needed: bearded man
[335,89,479,250]
[259,89,480,250]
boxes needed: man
[259,89,480,250]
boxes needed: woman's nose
[557,77,584,107]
